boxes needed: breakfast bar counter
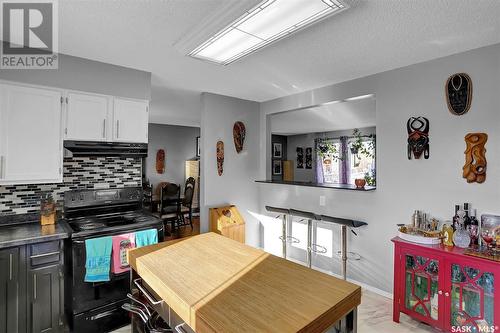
[128,232,361,332]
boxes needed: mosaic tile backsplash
[0,157,142,216]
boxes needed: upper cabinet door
[113,98,149,143]
[66,92,110,142]
[0,84,63,184]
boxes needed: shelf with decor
[392,237,499,332]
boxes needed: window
[321,142,340,184]
[349,140,375,185]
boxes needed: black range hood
[64,141,148,157]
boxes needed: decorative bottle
[452,205,460,231]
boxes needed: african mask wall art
[407,117,430,160]
[156,149,165,174]
[463,133,487,184]
[216,140,224,176]
[233,121,246,153]
[446,73,472,116]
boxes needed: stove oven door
[69,238,132,315]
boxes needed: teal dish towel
[135,229,158,248]
[84,236,113,282]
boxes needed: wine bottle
[463,203,471,230]
[469,208,479,246]
[452,205,460,231]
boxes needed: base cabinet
[0,241,65,333]
[393,238,499,332]
[0,247,26,333]
[28,265,64,333]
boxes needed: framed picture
[273,160,282,175]
[305,147,312,169]
[196,136,200,157]
[273,143,282,158]
[296,147,304,168]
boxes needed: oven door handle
[133,278,163,306]
[90,309,116,321]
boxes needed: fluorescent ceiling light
[189,0,348,65]
[343,94,375,102]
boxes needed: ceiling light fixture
[189,0,349,65]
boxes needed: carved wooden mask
[156,149,165,174]
[446,73,472,116]
[407,117,430,160]
[216,141,224,176]
[463,133,487,184]
[233,121,246,153]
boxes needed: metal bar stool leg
[307,219,313,268]
[341,225,347,280]
[281,214,287,259]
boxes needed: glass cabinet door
[450,263,494,332]
[404,253,441,324]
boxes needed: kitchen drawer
[28,241,62,267]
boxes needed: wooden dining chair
[158,182,181,232]
[180,177,196,229]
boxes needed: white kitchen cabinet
[0,84,63,185]
[112,98,149,143]
[65,92,111,142]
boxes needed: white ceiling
[59,0,500,105]
[271,97,375,135]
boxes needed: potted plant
[316,139,342,161]
[349,129,376,158]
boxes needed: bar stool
[265,206,298,259]
[320,215,367,280]
[289,209,326,269]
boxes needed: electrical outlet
[319,196,326,206]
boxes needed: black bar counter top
[255,180,376,191]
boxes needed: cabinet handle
[33,274,37,300]
[102,119,106,138]
[30,251,60,259]
[9,253,12,280]
[444,292,449,297]
[438,290,443,295]
[116,120,120,138]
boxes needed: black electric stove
[63,187,164,333]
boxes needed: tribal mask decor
[446,73,472,116]
[216,140,224,176]
[407,117,430,160]
[463,133,487,184]
[156,149,165,174]
[233,121,246,153]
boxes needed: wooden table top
[128,233,361,333]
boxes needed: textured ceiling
[59,0,500,103]
[271,98,376,135]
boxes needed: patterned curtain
[315,140,324,183]
[339,136,349,184]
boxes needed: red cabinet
[393,237,499,332]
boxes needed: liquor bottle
[469,208,479,246]
[463,203,471,230]
[452,205,460,231]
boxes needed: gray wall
[259,43,500,294]
[285,127,376,182]
[200,93,260,247]
[0,51,151,100]
[145,124,200,189]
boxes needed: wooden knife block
[209,205,245,243]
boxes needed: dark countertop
[0,213,71,249]
[255,180,376,191]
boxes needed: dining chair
[158,182,181,232]
[179,177,196,229]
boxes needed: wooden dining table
[127,233,361,333]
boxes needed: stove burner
[76,222,106,230]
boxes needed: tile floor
[111,289,437,333]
